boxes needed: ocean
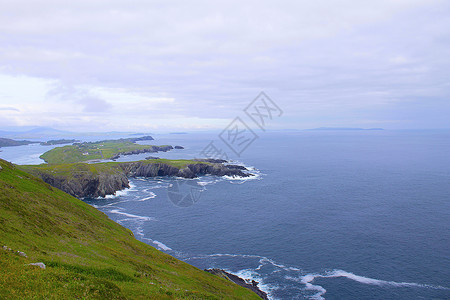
[2,130,449,299]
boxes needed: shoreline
[205,269,269,299]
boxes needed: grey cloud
[0,0,449,129]
[78,96,112,113]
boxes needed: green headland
[39,137,170,164]
[0,159,261,299]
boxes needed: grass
[19,162,125,179]
[19,159,206,179]
[0,159,261,299]
[39,140,172,164]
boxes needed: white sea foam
[229,268,275,299]
[197,180,215,186]
[102,181,137,199]
[109,209,155,221]
[288,269,450,299]
[223,172,261,182]
[184,252,300,299]
[153,240,172,251]
[137,192,157,201]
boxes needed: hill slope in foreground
[0,159,260,299]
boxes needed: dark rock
[30,161,252,199]
[205,269,268,299]
[119,162,180,178]
[174,145,184,149]
[225,164,247,170]
[36,169,129,198]
[145,156,160,160]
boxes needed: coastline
[205,269,269,299]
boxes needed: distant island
[0,137,38,147]
[307,127,384,131]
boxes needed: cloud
[0,0,449,130]
[77,96,112,113]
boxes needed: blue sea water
[2,130,449,299]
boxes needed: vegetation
[39,139,171,164]
[40,139,79,146]
[19,162,124,178]
[20,159,204,176]
[0,159,260,299]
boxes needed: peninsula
[39,136,172,164]
[20,159,252,198]
[0,159,262,299]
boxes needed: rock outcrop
[28,262,46,269]
[176,163,250,179]
[205,269,268,299]
[23,160,252,198]
[119,161,251,179]
[33,168,130,198]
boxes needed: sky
[0,0,449,132]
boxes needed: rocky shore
[205,269,268,299]
[22,160,253,198]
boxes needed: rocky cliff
[24,165,130,198]
[21,160,252,198]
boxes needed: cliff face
[21,161,252,199]
[177,163,251,178]
[120,162,180,177]
[120,161,251,179]
[35,169,130,198]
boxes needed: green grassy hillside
[20,159,204,175]
[39,140,172,164]
[0,159,260,299]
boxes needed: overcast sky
[0,0,449,131]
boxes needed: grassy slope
[0,159,259,299]
[19,159,205,178]
[40,141,171,164]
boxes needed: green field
[0,159,260,299]
[40,140,171,164]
